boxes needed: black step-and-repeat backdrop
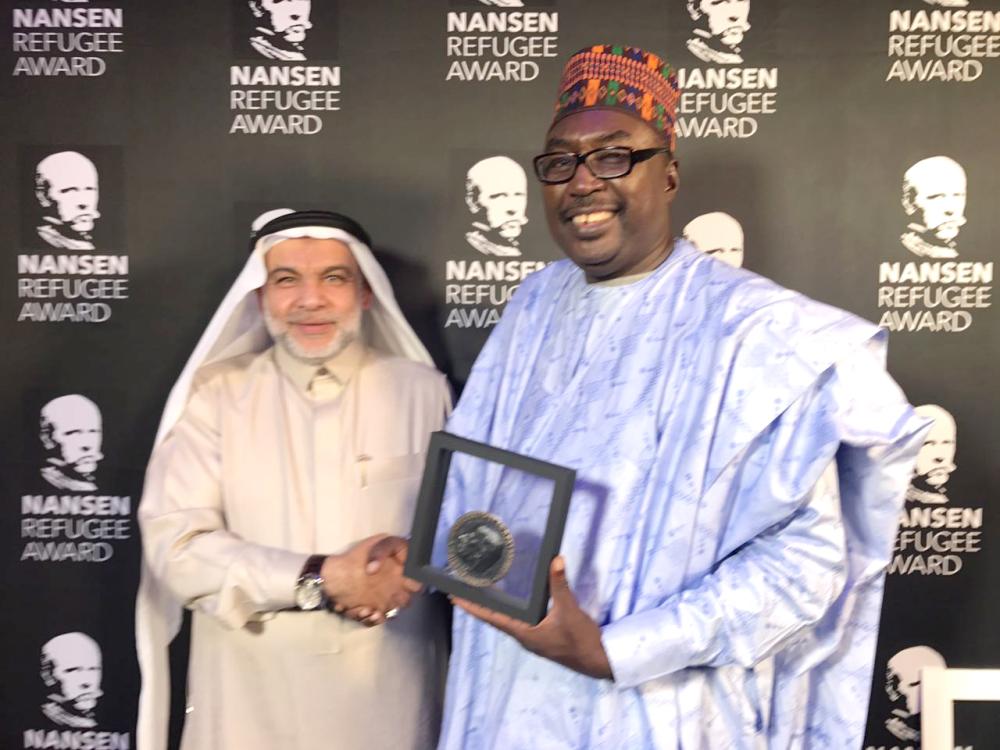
[2,1,998,748]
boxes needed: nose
[297,279,324,309]
[567,160,606,196]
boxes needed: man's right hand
[320,535,421,625]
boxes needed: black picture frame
[404,431,576,625]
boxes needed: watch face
[296,576,324,610]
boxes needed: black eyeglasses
[533,146,671,185]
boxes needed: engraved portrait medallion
[447,511,515,587]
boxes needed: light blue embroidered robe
[436,240,928,750]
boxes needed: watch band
[294,554,329,611]
[300,553,326,579]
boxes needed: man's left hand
[453,556,613,680]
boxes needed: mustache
[286,314,339,325]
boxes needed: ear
[360,283,374,311]
[36,188,51,209]
[687,0,702,21]
[663,158,680,204]
[901,188,917,216]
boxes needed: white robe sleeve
[138,375,308,630]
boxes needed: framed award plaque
[404,431,576,625]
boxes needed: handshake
[319,535,421,626]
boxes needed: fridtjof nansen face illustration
[686,0,751,65]
[684,212,744,268]
[906,404,957,505]
[249,0,313,60]
[901,156,967,259]
[39,395,104,492]
[464,156,529,257]
[884,646,946,742]
[41,633,104,728]
[35,151,101,250]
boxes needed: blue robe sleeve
[601,360,855,689]
[602,457,846,688]
[601,340,925,694]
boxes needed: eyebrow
[319,265,356,276]
[267,265,356,278]
[545,129,633,151]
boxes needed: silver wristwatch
[294,554,329,611]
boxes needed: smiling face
[260,238,372,364]
[541,109,678,281]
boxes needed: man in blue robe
[425,45,929,748]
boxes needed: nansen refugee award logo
[886,1,1000,83]
[444,152,547,330]
[445,0,559,82]
[23,632,131,749]
[10,2,125,78]
[676,0,778,139]
[683,211,744,268]
[16,146,129,324]
[230,0,342,135]
[877,156,992,333]
[19,394,133,564]
[891,405,983,576]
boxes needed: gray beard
[277,329,356,365]
[262,307,361,365]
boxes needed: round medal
[447,511,515,587]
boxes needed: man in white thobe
[136,209,449,750]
